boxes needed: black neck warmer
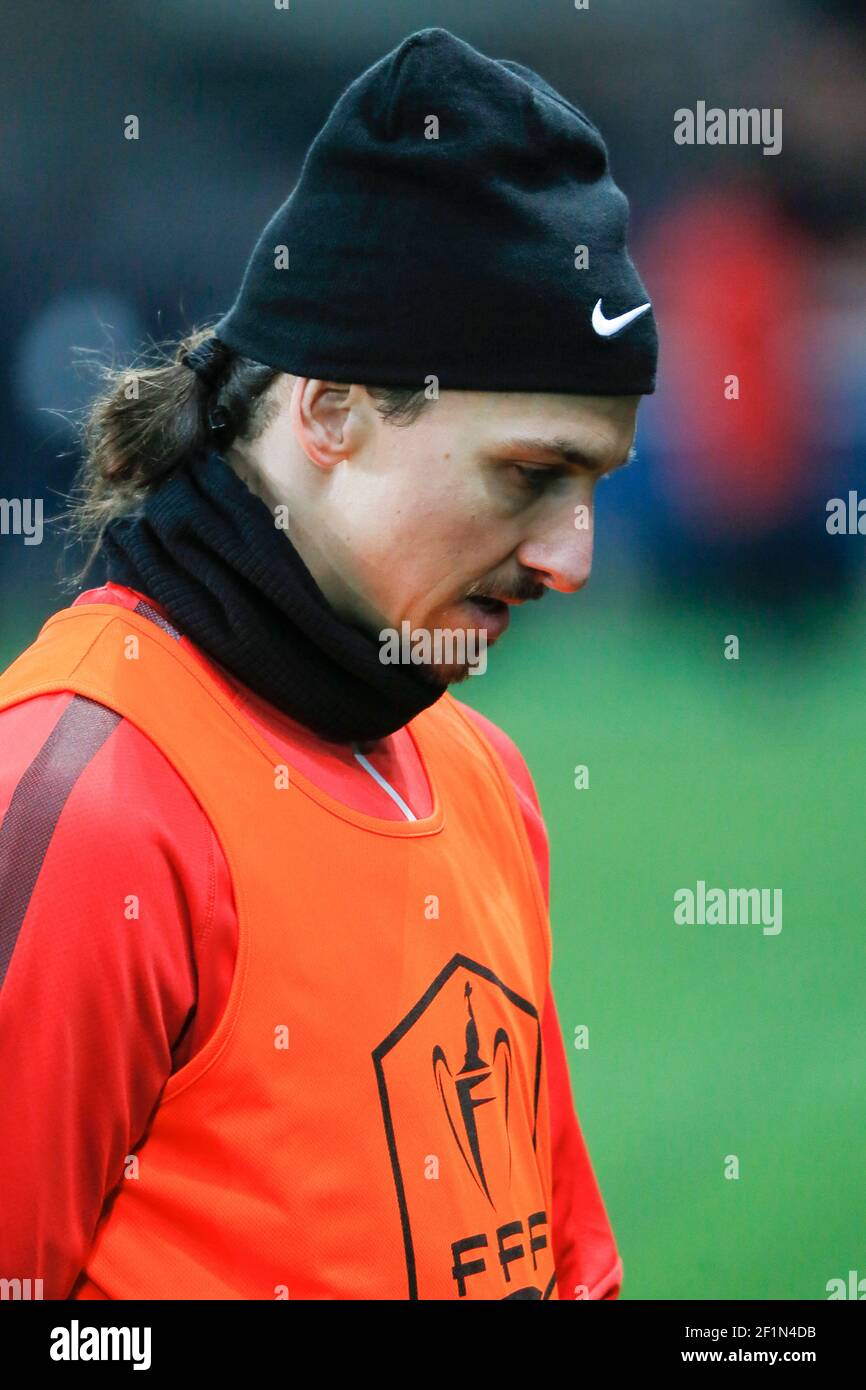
[100,446,446,743]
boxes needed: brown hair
[60,326,431,591]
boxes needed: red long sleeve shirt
[0,581,621,1301]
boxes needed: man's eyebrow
[494,435,636,473]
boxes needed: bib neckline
[54,603,447,839]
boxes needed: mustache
[463,577,547,603]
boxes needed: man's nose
[515,506,595,594]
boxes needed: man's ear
[290,378,370,471]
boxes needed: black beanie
[215,27,658,395]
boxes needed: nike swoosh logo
[591,298,652,337]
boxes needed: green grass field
[456,590,866,1300]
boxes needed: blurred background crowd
[1,0,863,1300]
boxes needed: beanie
[214,27,658,396]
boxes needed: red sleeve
[458,702,623,1300]
[541,983,623,1299]
[0,691,226,1298]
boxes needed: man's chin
[414,660,474,688]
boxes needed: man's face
[234,380,640,684]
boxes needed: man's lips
[466,594,510,610]
[461,594,512,638]
[447,584,544,641]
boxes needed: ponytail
[60,327,278,591]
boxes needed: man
[0,28,656,1300]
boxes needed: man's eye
[510,464,553,492]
